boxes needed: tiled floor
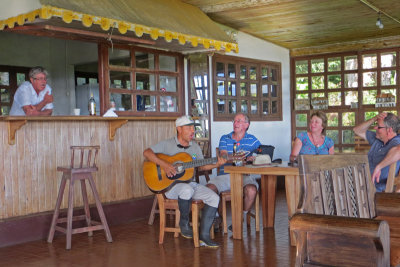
[0,190,296,267]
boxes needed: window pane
[136,73,155,91]
[312,92,325,98]
[141,95,155,112]
[17,73,26,85]
[217,99,225,113]
[295,60,308,74]
[342,112,355,126]
[1,88,10,102]
[251,100,258,114]
[135,51,154,69]
[381,70,396,85]
[326,130,339,144]
[345,91,358,105]
[342,130,354,144]
[344,56,358,70]
[363,72,377,87]
[271,68,277,81]
[328,57,341,71]
[261,67,268,81]
[311,59,324,73]
[0,72,9,86]
[326,113,338,126]
[362,54,377,69]
[363,90,377,104]
[159,55,176,72]
[328,92,341,106]
[296,77,308,91]
[344,73,358,88]
[365,111,378,120]
[296,93,308,99]
[239,82,247,96]
[89,78,98,84]
[311,76,324,89]
[111,93,132,111]
[77,77,86,86]
[250,67,257,80]
[228,81,236,96]
[217,81,225,95]
[250,83,257,97]
[271,101,277,114]
[381,52,396,67]
[271,85,277,97]
[241,100,248,113]
[228,100,237,114]
[240,65,246,79]
[296,114,308,127]
[160,96,177,112]
[1,106,10,115]
[262,101,269,114]
[110,71,132,89]
[262,84,268,97]
[228,63,236,78]
[109,48,130,66]
[216,62,224,77]
[160,75,177,92]
[328,74,341,89]
[381,89,396,102]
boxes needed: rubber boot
[178,197,193,239]
[200,205,219,248]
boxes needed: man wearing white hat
[143,115,226,248]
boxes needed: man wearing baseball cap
[143,115,226,247]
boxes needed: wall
[209,32,291,164]
[0,31,98,115]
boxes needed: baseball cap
[175,115,197,127]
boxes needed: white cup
[73,108,80,115]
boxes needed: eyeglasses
[33,77,47,81]
[373,124,387,130]
[232,120,248,124]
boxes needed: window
[213,55,282,121]
[100,44,183,115]
[292,48,400,152]
[0,66,30,115]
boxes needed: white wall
[0,0,41,20]
[210,32,291,162]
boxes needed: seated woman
[290,111,334,162]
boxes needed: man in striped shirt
[207,113,261,224]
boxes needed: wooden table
[224,163,300,240]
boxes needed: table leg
[261,175,277,228]
[230,173,243,240]
[285,175,300,246]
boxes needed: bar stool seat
[156,193,214,247]
[47,146,112,249]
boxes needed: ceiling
[182,0,400,56]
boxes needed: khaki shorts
[208,174,259,193]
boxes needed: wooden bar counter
[0,116,175,221]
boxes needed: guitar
[143,152,239,193]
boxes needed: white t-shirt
[10,81,53,115]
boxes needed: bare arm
[143,148,176,177]
[290,138,302,162]
[353,113,386,140]
[372,145,400,183]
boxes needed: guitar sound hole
[175,163,184,173]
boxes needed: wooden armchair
[290,154,400,267]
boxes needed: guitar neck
[183,157,218,169]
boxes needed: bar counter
[0,116,176,221]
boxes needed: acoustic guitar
[143,152,237,193]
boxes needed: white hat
[176,115,196,127]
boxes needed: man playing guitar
[143,115,226,248]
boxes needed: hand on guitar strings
[161,161,177,178]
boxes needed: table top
[224,162,299,176]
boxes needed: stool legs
[47,174,68,243]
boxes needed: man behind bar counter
[10,66,53,116]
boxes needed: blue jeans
[375,181,386,192]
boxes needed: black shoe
[200,205,219,248]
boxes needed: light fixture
[376,12,384,29]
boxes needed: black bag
[254,145,275,159]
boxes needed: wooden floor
[0,190,296,267]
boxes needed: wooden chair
[354,135,370,153]
[290,154,400,267]
[386,162,400,193]
[221,190,260,233]
[47,146,112,250]
[195,139,212,183]
[156,193,214,247]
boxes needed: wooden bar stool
[221,190,260,233]
[156,193,214,247]
[47,146,112,249]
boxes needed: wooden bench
[354,135,370,153]
[290,154,400,267]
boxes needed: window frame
[212,54,282,121]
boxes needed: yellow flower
[135,25,144,37]
[178,35,186,45]
[150,29,159,40]
[203,39,210,49]
[164,31,173,42]
[27,11,37,22]
[100,18,110,31]
[225,43,233,52]
[118,22,128,34]
[16,15,25,26]
[234,45,239,53]
[62,10,74,23]
[6,18,16,29]
[0,21,4,30]
[214,41,221,51]
[39,6,52,19]
[190,37,198,47]
[82,15,93,27]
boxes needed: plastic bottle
[88,92,96,116]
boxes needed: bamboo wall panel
[0,120,175,220]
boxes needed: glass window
[135,52,154,69]
[295,60,308,74]
[159,55,176,72]
[311,59,324,73]
[136,73,155,91]
[328,57,341,71]
[344,56,358,70]
[228,64,236,78]
[362,54,377,69]
[381,52,396,67]
[109,48,130,66]
[159,75,177,92]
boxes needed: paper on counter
[103,108,118,117]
